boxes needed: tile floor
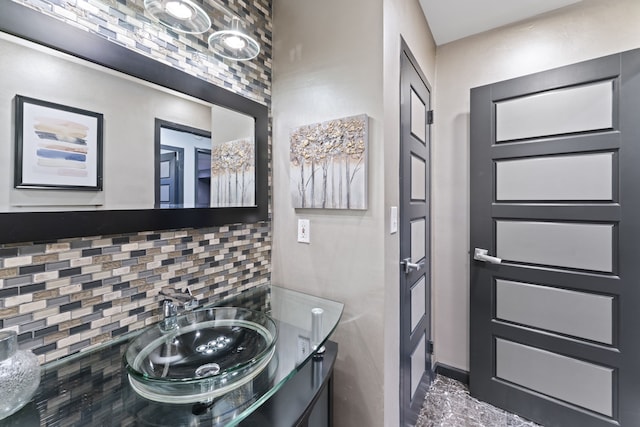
[415,375,543,427]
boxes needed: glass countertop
[1,284,343,427]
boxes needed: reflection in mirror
[155,108,255,209]
[210,106,255,207]
[0,0,268,244]
[155,120,212,209]
[1,30,258,212]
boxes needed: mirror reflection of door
[155,119,211,209]
[159,151,180,208]
[195,148,211,208]
[154,109,256,209]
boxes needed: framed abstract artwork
[290,114,368,210]
[14,95,103,191]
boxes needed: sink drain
[195,363,221,378]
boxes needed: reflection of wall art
[290,114,368,209]
[14,95,103,191]
[211,138,255,207]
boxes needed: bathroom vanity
[1,286,343,426]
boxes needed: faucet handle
[163,300,177,318]
[158,286,198,310]
[183,297,198,311]
[159,286,176,297]
[160,300,178,332]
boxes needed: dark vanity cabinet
[3,340,337,427]
[240,345,336,427]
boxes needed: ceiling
[418,0,583,46]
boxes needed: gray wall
[272,0,384,425]
[272,0,436,425]
[211,105,254,145]
[432,0,640,371]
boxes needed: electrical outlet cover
[297,219,310,243]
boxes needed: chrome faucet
[159,286,198,331]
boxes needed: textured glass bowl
[124,307,277,403]
[0,331,41,420]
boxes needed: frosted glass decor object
[0,330,41,420]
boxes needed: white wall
[271,0,385,425]
[432,0,640,371]
[382,0,436,425]
[211,105,254,145]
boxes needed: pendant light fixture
[208,16,260,61]
[144,0,261,61]
[144,0,211,34]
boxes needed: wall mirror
[0,2,268,244]
[154,109,255,209]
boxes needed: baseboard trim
[434,363,469,385]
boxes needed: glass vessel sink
[124,307,277,403]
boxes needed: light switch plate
[297,219,310,243]
[390,206,398,234]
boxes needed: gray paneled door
[159,151,179,208]
[470,48,640,427]
[399,40,432,427]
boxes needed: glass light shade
[208,18,260,61]
[144,0,211,34]
[224,35,247,50]
[165,1,193,20]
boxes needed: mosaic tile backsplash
[6,287,271,426]
[1,0,273,363]
[0,224,271,363]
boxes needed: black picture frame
[14,95,104,191]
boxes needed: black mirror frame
[0,2,269,244]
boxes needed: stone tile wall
[0,224,271,363]
[2,0,273,363]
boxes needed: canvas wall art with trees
[290,114,368,210]
[211,138,255,207]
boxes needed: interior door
[195,148,211,208]
[159,151,178,208]
[399,40,432,426]
[470,49,640,427]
